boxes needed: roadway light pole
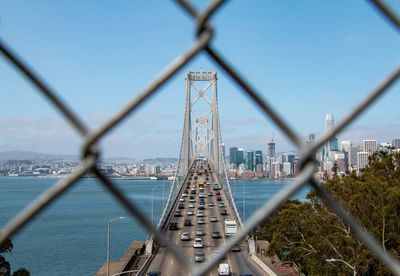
[326,258,356,276]
[107,216,125,276]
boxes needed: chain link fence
[1,0,399,275]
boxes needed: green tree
[255,152,400,275]
[0,237,29,276]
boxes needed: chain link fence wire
[1,0,399,275]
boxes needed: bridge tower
[182,70,221,175]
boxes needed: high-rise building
[362,140,377,154]
[349,147,358,170]
[229,147,238,166]
[245,151,255,171]
[267,139,275,158]
[392,139,400,149]
[306,133,315,145]
[357,151,369,169]
[237,148,244,165]
[324,113,339,161]
[341,141,351,152]
[255,151,263,166]
[283,162,291,176]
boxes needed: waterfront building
[255,150,263,166]
[293,159,299,176]
[229,147,238,166]
[245,151,255,171]
[271,162,281,178]
[237,148,244,166]
[282,162,291,177]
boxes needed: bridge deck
[145,159,265,276]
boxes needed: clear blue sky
[0,1,399,158]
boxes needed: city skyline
[1,1,399,159]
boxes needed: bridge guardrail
[0,1,399,275]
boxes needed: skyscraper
[255,150,263,166]
[237,148,244,166]
[229,147,238,166]
[324,113,339,161]
[267,139,275,158]
[245,151,255,171]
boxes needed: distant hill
[0,151,78,162]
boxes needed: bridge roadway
[146,159,265,276]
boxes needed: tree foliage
[0,237,29,276]
[255,151,400,275]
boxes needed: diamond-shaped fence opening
[0,0,399,275]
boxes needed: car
[189,203,195,208]
[174,210,181,217]
[210,216,217,222]
[191,190,196,194]
[189,195,195,199]
[198,204,205,210]
[197,218,205,224]
[212,231,221,239]
[239,274,253,276]
[196,228,204,236]
[218,202,225,207]
[208,191,213,196]
[199,193,205,198]
[215,191,221,196]
[180,197,185,202]
[218,263,230,276]
[187,209,194,216]
[217,197,222,201]
[193,238,204,248]
[208,202,214,207]
[147,271,161,276]
[169,222,178,230]
[178,203,185,209]
[220,209,227,215]
[196,210,204,217]
[194,251,205,262]
[189,198,195,203]
[182,192,188,197]
[180,232,190,241]
[184,219,192,226]
[231,244,241,252]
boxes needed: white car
[181,232,190,241]
[187,209,194,216]
[189,198,195,203]
[199,192,205,198]
[180,198,185,202]
[196,210,204,217]
[189,203,195,208]
[193,238,203,248]
[197,218,205,224]
[210,216,217,222]
[218,263,230,276]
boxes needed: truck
[224,219,237,236]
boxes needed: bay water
[0,177,309,275]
